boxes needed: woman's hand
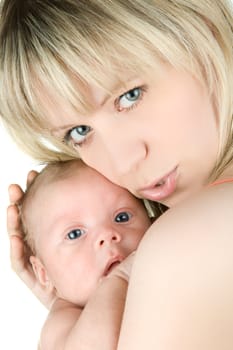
[7,170,56,309]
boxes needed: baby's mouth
[104,259,122,276]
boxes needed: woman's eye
[115,211,132,223]
[115,87,144,112]
[66,228,85,240]
[65,125,92,146]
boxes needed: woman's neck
[209,164,233,187]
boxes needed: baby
[20,159,153,349]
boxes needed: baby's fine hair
[20,159,87,253]
[0,1,232,179]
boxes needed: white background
[0,122,47,349]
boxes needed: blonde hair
[0,0,232,179]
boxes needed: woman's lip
[137,167,178,201]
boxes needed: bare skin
[9,180,233,350]
[9,163,149,350]
[7,76,233,349]
[39,274,128,350]
[117,183,233,349]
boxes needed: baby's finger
[109,251,136,281]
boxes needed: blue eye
[115,211,132,223]
[66,228,85,240]
[116,87,142,111]
[65,125,92,146]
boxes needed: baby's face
[28,166,151,306]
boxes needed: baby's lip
[104,256,123,276]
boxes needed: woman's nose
[106,139,147,177]
[87,132,147,183]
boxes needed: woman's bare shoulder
[136,183,233,280]
[122,185,233,350]
[146,183,233,243]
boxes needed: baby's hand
[108,251,136,282]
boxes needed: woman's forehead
[36,71,140,125]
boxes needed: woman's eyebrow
[97,82,123,106]
[98,77,138,106]
[50,124,75,133]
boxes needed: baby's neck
[50,297,82,313]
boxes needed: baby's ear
[30,255,52,289]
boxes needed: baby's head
[21,159,152,306]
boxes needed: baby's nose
[97,230,121,247]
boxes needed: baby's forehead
[29,160,139,209]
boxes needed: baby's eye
[65,125,92,146]
[66,228,86,240]
[114,211,132,223]
[115,87,143,112]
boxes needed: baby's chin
[59,277,104,307]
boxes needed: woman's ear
[30,255,53,289]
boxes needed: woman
[1,1,233,348]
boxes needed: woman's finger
[26,170,38,187]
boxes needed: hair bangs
[0,0,232,167]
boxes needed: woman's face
[46,66,219,207]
